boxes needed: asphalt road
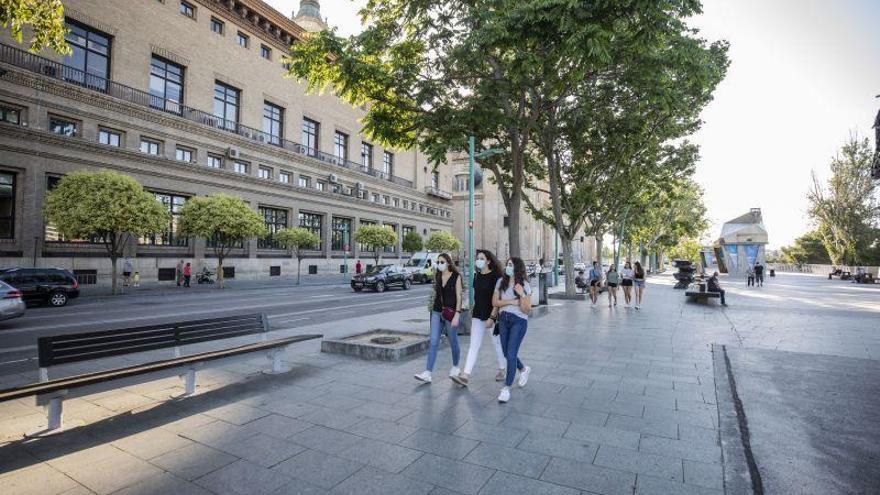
[0,282,432,376]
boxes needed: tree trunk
[110,255,119,295]
[561,235,576,296]
[595,236,603,268]
[507,192,522,258]
[374,248,381,267]
[296,257,302,285]
[217,257,225,289]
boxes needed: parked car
[0,280,26,321]
[403,252,440,284]
[0,268,80,307]
[351,265,413,292]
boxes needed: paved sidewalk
[0,273,876,494]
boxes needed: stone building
[0,0,453,286]
[715,208,768,274]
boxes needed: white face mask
[437,262,448,272]
[475,259,486,270]
[505,265,514,277]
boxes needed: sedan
[351,265,413,292]
[0,280,26,321]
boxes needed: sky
[270,0,880,249]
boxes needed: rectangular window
[301,118,319,156]
[63,19,110,91]
[144,193,187,246]
[175,146,194,162]
[331,217,351,251]
[372,193,379,203]
[213,81,239,131]
[298,176,310,188]
[98,128,121,147]
[382,151,394,176]
[0,104,21,125]
[0,172,14,239]
[259,206,288,249]
[150,55,184,113]
[140,138,161,155]
[298,212,323,250]
[233,161,249,174]
[383,195,390,205]
[393,197,400,208]
[260,45,271,59]
[49,116,77,137]
[258,166,272,179]
[316,181,326,192]
[180,1,195,18]
[385,224,397,253]
[236,31,249,47]
[402,225,415,238]
[361,142,373,170]
[207,153,222,168]
[279,171,291,184]
[334,131,348,162]
[403,200,409,209]
[262,101,284,145]
[210,17,224,34]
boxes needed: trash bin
[538,272,548,305]
[770,268,775,277]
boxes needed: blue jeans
[498,312,527,386]
[426,311,460,372]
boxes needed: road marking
[269,295,426,320]
[0,358,30,365]
[0,345,38,355]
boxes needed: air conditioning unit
[356,182,364,190]
[227,147,241,159]
[329,173,339,183]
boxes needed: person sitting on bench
[575,270,588,292]
[829,267,842,279]
[708,271,726,306]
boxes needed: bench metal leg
[25,396,65,438]
[182,368,197,395]
[263,347,291,375]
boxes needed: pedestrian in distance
[746,265,755,287]
[492,256,532,403]
[122,257,133,287]
[132,271,140,287]
[708,271,727,305]
[415,253,462,384]
[453,249,507,387]
[176,259,185,287]
[621,261,634,307]
[606,264,620,307]
[754,262,764,287]
[588,261,602,306]
[355,259,362,275]
[633,261,646,309]
[183,262,192,287]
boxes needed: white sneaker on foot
[449,366,461,378]
[414,370,432,383]
[498,387,511,403]
[518,366,531,387]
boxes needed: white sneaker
[518,366,531,388]
[414,370,432,383]
[449,366,461,378]
[498,387,511,403]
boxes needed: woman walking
[621,261,634,307]
[415,253,462,383]
[606,264,620,307]
[492,257,532,403]
[633,261,646,309]
[452,250,506,386]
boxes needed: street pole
[553,231,559,286]
[343,230,349,282]
[468,136,476,308]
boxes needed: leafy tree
[668,237,703,264]
[807,135,879,265]
[43,170,167,295]
[402,231,423,253]
[178,195,265,288]
[275,227,321,285]
[779,230,832,265]
[425,231,461,253]
[1,0,70,53]
[354,224,397,266]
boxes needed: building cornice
[192,0,307,52]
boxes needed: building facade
[715,208,768,274]
[0,0,453,285]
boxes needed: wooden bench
[0,313,321,436]
[685,282,721,302]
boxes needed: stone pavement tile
[539,457,635,495]
[51,447,164,495]
[0,399,38,420]
[297,407,365,430]
[270,478,330,494]
[332,467,435,495]
[603,414,678,440]
[401,453,495,495]
[501,398,551,418]
[515,432,599,463]
[428,488,467,495]
[0,413,54,441]
[178,419,248,449]
[158,413,217,434]
[0,443,39,474]
[202,402,271,425]
[638,435,721,463]
[239,413,313,439]
[111,429,194,460]
[452,420,527,448]
[0,462,80,495]
[336,437,423,473]
[288,426,362,455]
[343,418,418,444]
[58,486,95,495]
[593,445,683,481]
[111,472,212,495]
[215,432,307,468]
[347,401,415,421]
[541,405,608,427]
[614,391,677,411]
[270,449,362,490]
[642,408,715,429]
[398,410,470,434]
[563,423,640,450]
[463,442,549,479]
[499,412,570,436]
[261,400,324,419]
[682,460,723,490]
[634,475,722,495]
[196,459,291,495]
[478,471,580,495]
[85,391,157,413]
[677,425,719,448]
[306,393,367,411]
[399,429,480,460]
[149,443,237,481]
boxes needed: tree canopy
[1,0,70,53]
[353,224,397,265]
[425,231,461,253]
[275,227,321,284]
[402,231,423,253]
[779,229,832,265]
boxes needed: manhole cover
[370,336,402,345]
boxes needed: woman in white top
[620,261,635,307]
[491,256,532,403]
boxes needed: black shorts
[621,279,633,287]
[589,280,600,287]
[608,283,618,288]
[123,271,132,277]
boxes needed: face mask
[475,259,486,270]
[505,266,514,277]
[437,262,447,272]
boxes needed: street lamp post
[467,137,503,307]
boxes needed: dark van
[0,268,80,307]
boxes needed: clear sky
[270,0,880,249]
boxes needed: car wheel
[353,287,363,292]
[48,291,69,307]
[375,281,385,293]
[403,279,412,290]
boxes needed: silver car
[0,280,26,321]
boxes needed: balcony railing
[425,186,453,200]
[0,42,414,189]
